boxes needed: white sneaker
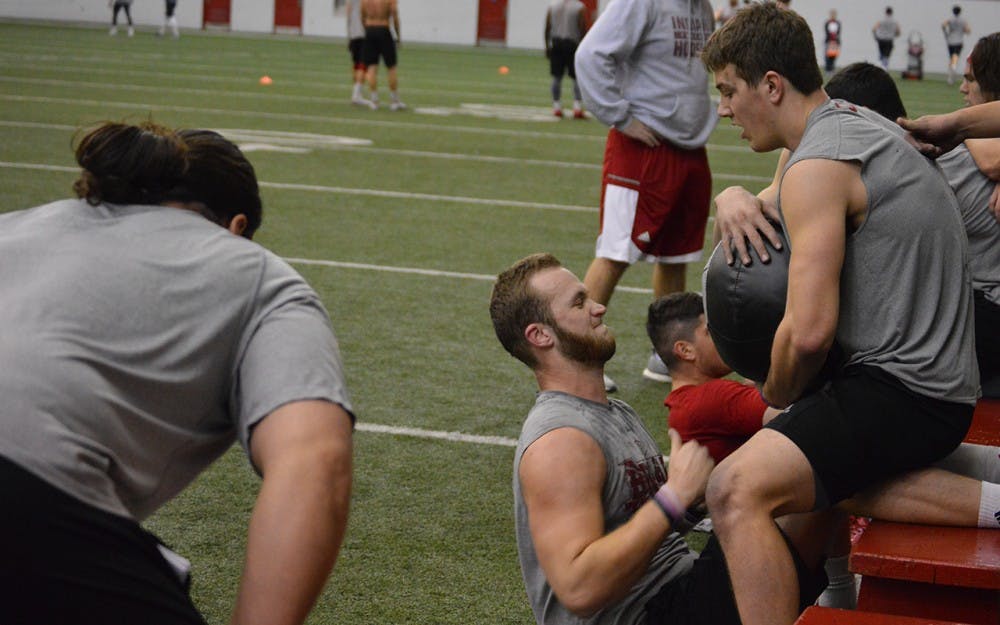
[603,373,618,393]
[109,26,118,36]
[389,101,406,111]
[642,352,672,383]
[351,96,372,107]
[127,27,134,37]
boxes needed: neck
[535,361,608,405]
[784,90,830,152]
[667,364,715,391]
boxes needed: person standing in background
[824,10,842,73]
[942,5,971,84]
[872,6,900,70]
[346,0,371,106]
[158,0,180,38]
[361,0,405,111]
[545,0,589,119]
[109,0,134,37]
[574,0,718,392]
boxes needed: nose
[592,301,607,317]
[717,100,732,118]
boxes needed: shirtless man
[360,0,404,111]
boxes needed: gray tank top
[549,0,586,41]
[944,17,967,46]
[874,18,898,41]
[937,145,1000,305]
[781,99,979,404]
[513,391,694,625]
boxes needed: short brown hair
[969,33,1000,103]
[647,292,704,369]
[489,253,562,367]
[702,2,823,95]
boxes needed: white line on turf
[356,423,517,447]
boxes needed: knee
[706,460,767,532]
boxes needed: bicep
[519,428,607,589]
[250,400,353,475]
[966,139,1000,181]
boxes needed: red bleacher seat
[796,606,975,624]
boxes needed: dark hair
[72,122,263,239]
[73,122,187,207]
[702,2,823,95]
[969,33,1000,103]
[167,129,263,239]
[489,253,562,368]
[885,7,893,16]
[824,62,908,120]
[646,292,704,369]
[952,5,961,16]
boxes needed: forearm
[557,502,672,615]
[966,138,1000,181]
[762,320,829,408]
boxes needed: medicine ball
[702,224,790,382]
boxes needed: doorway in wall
[477,0,508,45]
[203,0,231,29]
[274,0,303,34]
[582,0,597,24]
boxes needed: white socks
[979,481,1000,529]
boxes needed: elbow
[558,590,605,618]
[788,327,835,359]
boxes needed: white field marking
[0,120,773,181]
[355,422,517,447]
[213,128,373,147]
[285,257,655,295]
[416,103,561,123]
[239,143,311,153]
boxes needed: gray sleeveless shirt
[937,144,1000,306]
[548,0,586,42]
[781,99,979,404]
[513,391,695,625]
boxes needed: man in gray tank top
[490,253,831,625]
[545,0,589,118]
[702,5,979,625]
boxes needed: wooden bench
[966,399,1000,447]
[849,521,1000,624]
[796,606,975,624]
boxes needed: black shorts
[948,44,964,57]
[165,0,177,17]
[362,26,397,68]
[764,365,973,507]
[0,456,206,625]
[549,38,579,79]
[975,289,1000,392]
[877,39,894,57]
[349,37,365,66]
[643,532,826,625]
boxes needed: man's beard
[552,322,616,366]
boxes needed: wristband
[652,484,689,532]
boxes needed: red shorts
[596,128,711,264]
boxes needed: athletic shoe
[367,99,379,111]
[572,108,586,119]
[351,96,373,107]
[389,101,407,111]
[127,27,134,37]
[603,373,618,393]
[109,26,118,35]
[553,107,564,118]
[642,351,672,383]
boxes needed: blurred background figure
[942,4,970,84]
[544,0,589,119]
[872,6,900,70]
[824,10,842,73]
[109,0,134,37]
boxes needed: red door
[477,0,508,44]
[274,0,302,32]
[203,0,231,27]
[581,0,597,25]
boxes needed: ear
[673,339,695,363]
[524,322,555,350]
[227,214,248,237]
[762,70,784,104]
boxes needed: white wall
[1,0,996,75]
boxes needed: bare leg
[707,429,818,625]
[652,262,685,298]
[365,66,378,95]
[583,257,628,306]
[387,66,398,92]
[842,467,981,526]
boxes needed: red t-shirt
[665,379,767,463]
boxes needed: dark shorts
[948,44,963,56]
[764,365,973,507]
[877,39,894,57]
[549,38,579,79]
[349,37,366,67]
[165,0,177,17]
[0,456,206,625]
[975,289,1000,393]
[643,532,826,625]
[362,25,397,68]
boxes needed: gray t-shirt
[943,17,968,46]
[347,0,365,40]
[874,17,899,41]
[548,0,586,42]
[937,144,1000,305]
[781,100,979,404]
[513,391,695,625]
[0,199,353,520]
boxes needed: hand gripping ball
[702,224,790,383]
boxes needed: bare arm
[230,400,354,625]
[391,0,400,43]
[520,428,712,616]
[899,102,1000,156]
[544,11,552,57]
[761,159,853,408]
[711,149,788,265]
[965,138,1000,181]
